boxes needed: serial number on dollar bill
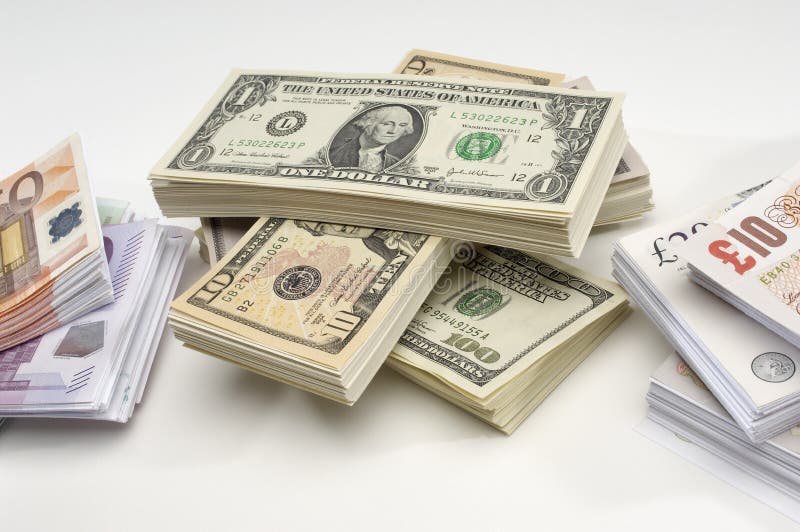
[449,111,538,126]
[419,302,490,340]
[224,139,307,150]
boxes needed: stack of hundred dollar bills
[0,138,193,422]
[149,50,650,258]
[386,246,629,433]
[191,214,630,432]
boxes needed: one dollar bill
[150,69,624,213]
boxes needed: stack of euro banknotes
[0,136,193,423]
[613,161,800,509]
[155,50,649,434]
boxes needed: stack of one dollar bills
[161,51,639,433]
[150,50,644,258]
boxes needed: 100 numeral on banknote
[153,70,623,209]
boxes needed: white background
[1,1,800,530]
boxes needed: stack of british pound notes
[613,182,800,442]
[149,51,649,257]
[0,138,193,422]
[613,161,800,513]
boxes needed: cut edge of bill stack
[149,68,628,257]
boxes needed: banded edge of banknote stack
[170,217,453,404]
[681,163,800,350]
[0,218,193,422]
[0,135,114,353]
[395,50,653,226]
[150,69,627,257]
[386,246,629,434]
[612,183,800,443]
[644,351,800,513]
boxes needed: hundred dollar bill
[682,163,800,349]
[388,245,628,432]
[170,217,452,403]
[395,49,565,86]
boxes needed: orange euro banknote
[0,134,105,316]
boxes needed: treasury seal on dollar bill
[751,352,796,383]
[273,265,322,300]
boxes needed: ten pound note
[683,162,800,350]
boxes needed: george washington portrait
[328,104,423,172]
